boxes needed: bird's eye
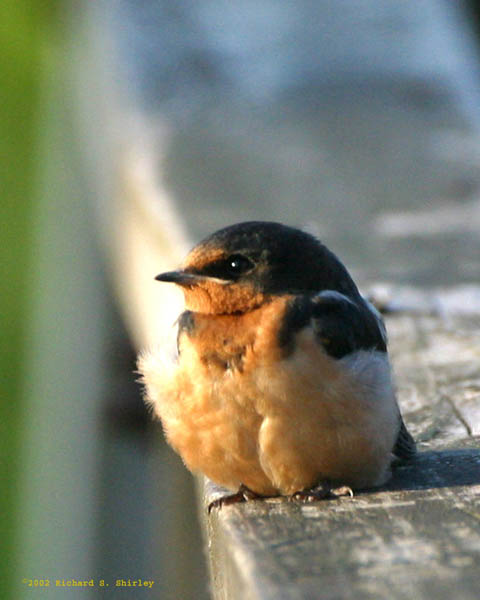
[197,253,254,280]
[226,254,253,276]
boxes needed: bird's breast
[140,295,398,495]
[178,296,293,374]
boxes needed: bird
[138,221,415,508]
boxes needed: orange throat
[182,280,268,315]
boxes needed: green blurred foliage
[0,0,62,595]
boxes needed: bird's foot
[330,485,354,498]
[208,484,259,513]
[290,482,354,503]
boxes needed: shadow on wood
[377,447,480,492]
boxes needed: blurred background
[3,1,480,599]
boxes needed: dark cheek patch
[177,311,196,352]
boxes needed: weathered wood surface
[201,308,480,600]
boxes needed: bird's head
[155,221,359,314]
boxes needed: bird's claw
[331,485,354,498]
[207,484,259,513]
[290,483,354,503]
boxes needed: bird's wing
[309,291,387,359]
[310,291,416,458]
[281,291,416,458]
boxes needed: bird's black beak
[155,270,201,286]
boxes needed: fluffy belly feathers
[139,301,399,496]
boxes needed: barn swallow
[139,221,415,508]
